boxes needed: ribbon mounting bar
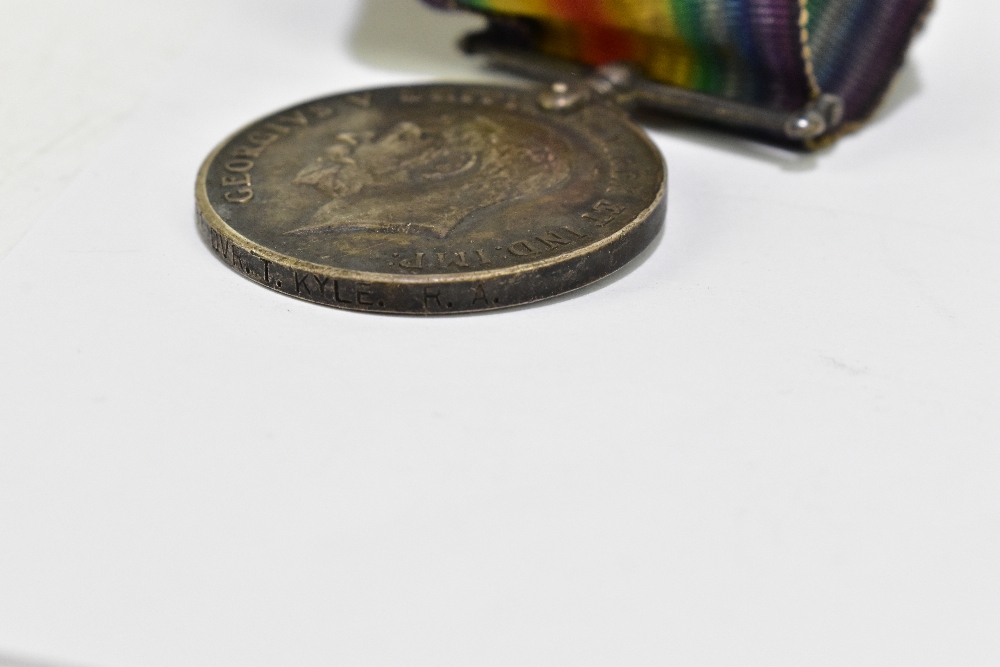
[465,35,845,143]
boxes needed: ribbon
[425,0,933,138]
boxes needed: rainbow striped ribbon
[425,0,932,134]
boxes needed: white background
[1,0,998,665]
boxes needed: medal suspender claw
[195,0,933,315]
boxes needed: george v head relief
[289,114,571,238]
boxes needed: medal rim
[195,83,667,311]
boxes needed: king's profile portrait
[289,115,571,239]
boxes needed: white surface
[0,0,225,260]
[1,0,998,665]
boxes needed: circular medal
[196,84,666,314]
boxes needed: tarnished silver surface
[197,84,666,314]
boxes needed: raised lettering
[246,131,280,147]
[225,159,254,172]
[276,110,309,127]
[306,103,334,119]
[399,252,424,269]
[347,93,372,108]
[581,199,625,226]
[436,251,469,269]
[559,225,588,238]
[261,122,292,135]
[231,145,265,159]
[535,230,573,249]
[508,240,539,256]
[221,173,250,187]
[430,90,457,104]
[224,188,253,204]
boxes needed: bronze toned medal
[197,84,665,314]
